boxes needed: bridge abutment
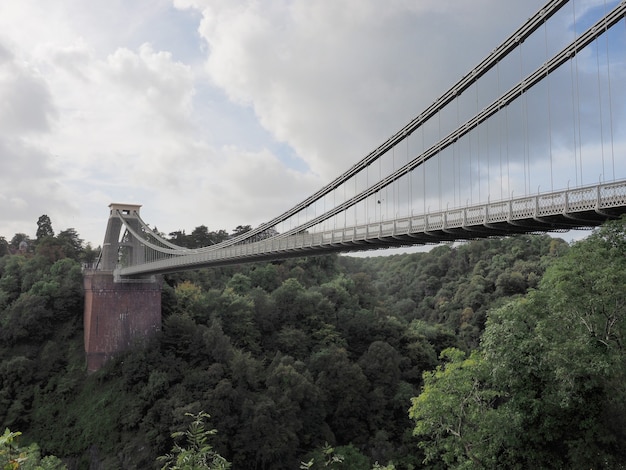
[83,271,161,373]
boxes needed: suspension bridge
[84,0,626,371]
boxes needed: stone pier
[83,203,162,372]
[83,271,161,372]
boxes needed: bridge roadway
[116,180,626,277]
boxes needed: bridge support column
[83,271,161,373]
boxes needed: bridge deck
[117,180,626,277]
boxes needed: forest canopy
[1,214,625,469]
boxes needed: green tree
[168,230,188,247]
[189,226,214,248]
[35,215,54,241]
[0,294,52,345]
[300,442,344,469]
[9,234,29,253]
[173,281,206,318]
[249,264,280,292]
[216,288,260,353]
[264,354,325,458]
[411,219,626,469]
[34,238,66,263]
[157,411,230,470]
[55,229,83,261]
[231,225,252,237]
[225,274,251,296]
[358,341,402,390]
[188,226,229,248]
[409,349,507,468]
[0,237,9,257]
[0,428,66,469]
[311,346,369,445]
[81,243,100,266]
[482,219,626,467]
[0,256,24,306]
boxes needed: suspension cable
[269,1,626,240]
[606,1,616,181]
[596,36,606,182]
[545,14,554,191]
[193,0,571,252]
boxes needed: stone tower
[83,204,161,372]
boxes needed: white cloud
[187,0,550,179]
[1,0,620,251]
[0,39,72,240]
[0,47,56,134]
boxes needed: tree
[173,281,205,317]
[168,230,188,247]
[0,237,9,257]
[188,226,229,248]
[56,228,83,260]
[35,237,66,263]
[358,341,402,390]
[157,411,230,470]
[190,226,214,248]
[225,274,251,296]
[0,294,52,344]
[0,255,24,305]
[9,234,30,252]
[249,264,280,292]
[36,215,54,241]
[0,428,66,469]
[264,354,325,459]
[215,289,260,353]
[479,288,626,468]
[81,243,100,265]
[311,346,370,445]
[231,225,252,237]
[411,219,626,469]
[300,442,344,469]
[409,349,507,468]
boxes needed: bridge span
[83,0,626,370]
[113,181,626,277]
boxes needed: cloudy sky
[1,0,619,247]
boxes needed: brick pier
[83,271,161,372]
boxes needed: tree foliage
[6,213,620,469]
[157,411,230,470]
[35,215,54,241]
[410,349,511,468]
[410,219,626,469]
[0,428,66,469]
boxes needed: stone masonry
[83,271,161,372]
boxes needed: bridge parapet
[113,180,626,277]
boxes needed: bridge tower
[83,204,161,372]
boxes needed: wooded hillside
[1,219,624,469]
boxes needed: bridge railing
[116,180,626,276]
[256,180,625,246]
